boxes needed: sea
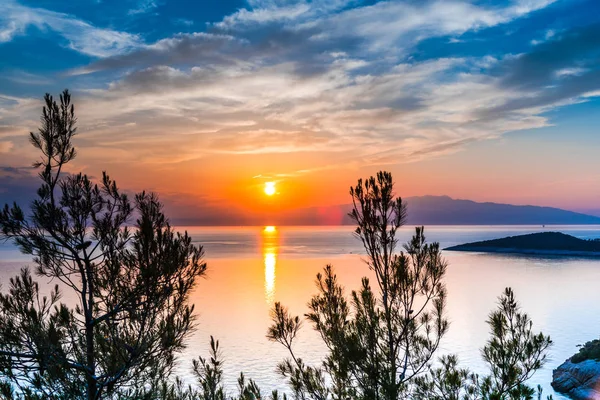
[2,225,600,398]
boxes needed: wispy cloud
[2,0,588,177]
[46,56,547,169]
[2,70,51,85]
[69,32,239,75]
[478,23,600,118]
[128,0,159,15]
[0,0,143,57]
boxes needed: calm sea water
[2,225,600,398]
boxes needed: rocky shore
[552,358,600,399]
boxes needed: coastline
[444,246,600,258]
[552,359,600,399]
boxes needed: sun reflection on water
[262,226,279,304]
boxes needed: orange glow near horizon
[90,147,600,226]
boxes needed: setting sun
[264,182,276,196]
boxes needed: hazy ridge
[246,196,600,226]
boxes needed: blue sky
[1,0,600,221]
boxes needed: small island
[445,232,600,257]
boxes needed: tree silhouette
[414,288,553,400]
[0,90,206,399]
[121,336,289,400]
[268,172,448,400]
[267,172,552,400]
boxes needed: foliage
[268,172,449,400]
[268,171,552,400]
[117,336,286,400]
[571,339,600,363]
[0,91,206,399]
[414,288,553,400]
[189,336,286,400]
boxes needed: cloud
[0,95,40,139]
[477,23,600,119]
[0,0,143,57]
[216,3,312,28]
[1,0,579,175]
[498,23,600,91]
[48,56,547,169]
[128,0,159,15]
[73,0,558,75]
[293,0,557,52]
[69,32,240,75]
[2,70,51,86]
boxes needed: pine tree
[268,172,448,400]
[0,90,206,399]
[413,288,552,400]
[267,172,552,400]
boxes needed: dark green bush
[571,339,600,363]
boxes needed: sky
[1,0,600,224]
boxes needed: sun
[264,182,276,196]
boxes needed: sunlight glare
[262,226,278,304]
[264,182,276,196]
[264,250,276,304]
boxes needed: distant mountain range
[283,196,600,226]
[401,195,600,225]
[5,180,599,225]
